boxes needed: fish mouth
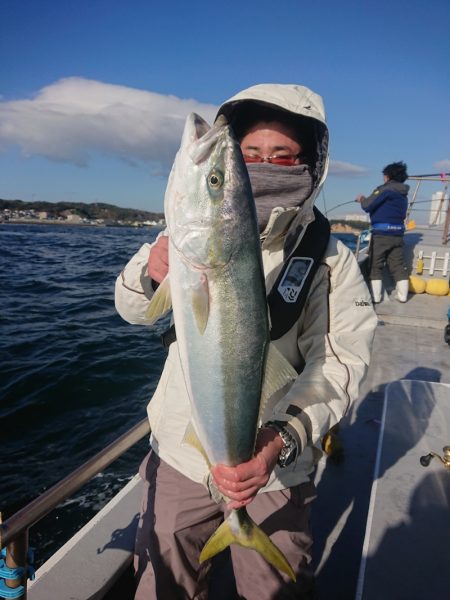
[188,114,230,165]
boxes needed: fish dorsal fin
[191,272,209,334]
[259,343,298,420]
[145,276,172,324]
[182,421,212,469]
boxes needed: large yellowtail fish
[146,113,298,580]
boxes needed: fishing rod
[324,200,358,216]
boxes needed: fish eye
[207,169,224,191]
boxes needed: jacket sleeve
[115,230,168,325]
[271,241,377,455]
[360,186,388,213]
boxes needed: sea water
[0,223,168,565]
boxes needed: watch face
[279,444,297,467]
[265,421,298,468]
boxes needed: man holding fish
[115,83,377,599]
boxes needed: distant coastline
[0,198,165,228]
[1,218,161,228]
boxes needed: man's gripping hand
[148,235,169,283]
[210,427,284,510]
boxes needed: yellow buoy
[409,275,426,294]
[425,279,450,296]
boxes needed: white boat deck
[355,380,450,600]
[28,476,142,599]
[313,286,450,599]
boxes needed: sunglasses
[243,153,301,166]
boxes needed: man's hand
[211,427,284,510]
[148,236,169,283]
[355,195,365,203]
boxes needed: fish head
[165,113,256,270]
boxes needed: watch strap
[264,420,298,468]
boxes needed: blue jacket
[361,180,409,235]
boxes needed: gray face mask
[246,163,314,230]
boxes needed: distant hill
[329,219,368,232]
[0,199,164,222]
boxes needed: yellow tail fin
[199,507,296,581]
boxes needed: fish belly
[171,251,268,467]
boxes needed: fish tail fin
[199,508,296,581]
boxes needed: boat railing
[0,418,150,599]
[406,174,450,245]
[354,229,371,262]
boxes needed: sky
[1,0,449,220]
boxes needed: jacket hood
[383,180,410,196]
[215,84,329,195]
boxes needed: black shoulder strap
[268,207,330,341]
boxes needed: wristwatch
[264,421,298,468]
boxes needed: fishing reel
[420,446,450,469]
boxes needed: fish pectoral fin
[259,343,298,419]
[191,272,209,334]
[145,276,172,324]
[199,508,296,582]
[182,422,212,468]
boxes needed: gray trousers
[134,451,317,600]
[369,234,408,282]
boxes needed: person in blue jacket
[356,161,409,303]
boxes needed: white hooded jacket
[115,84,377,492]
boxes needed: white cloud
[434,159,450,172]
[0,79,373,181]
[328,160,369,177]
[0,77,218,172]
